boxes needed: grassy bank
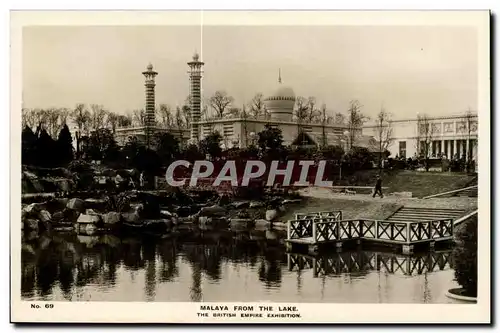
[341,170,476,198]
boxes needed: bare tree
[89,104,107,131]
[248,93,267,119]
[209,91,234,118]
[72,103,91,136]
[132,109,146,127]
[201,104,210,121]
[374,107,394,169]
[334,112,346,125]
[346,100,368,150]
[58,108,71,126]
[294,96,309,121]
[306,97,320,122]
[45,108,61,138]
[416,113,435,171]
[157,104,174,129]
[175,106,185,128]
[106,111,120,133]
[22,108,38,130]
[227,107,241,117]
[117,114,132,127]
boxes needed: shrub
[452,215,477,297]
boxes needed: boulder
[66,198,85,212]
[38,210,52,223]
[121,212,140,224]
[265,209,279,222]
[282,198,302,205]
[24,218,40,231]
[76,213,101,224]
[102,212,121,225]
[249,201,265,208]
[199,216,212,225]
[45,198,69,213]
[199,205,226,217]
[52,211,64,222]
[23,203,44,216]
[232,201,250,209]
[85,208,99,216]
[63,208,79,222]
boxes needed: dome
[147,63,153,71]
[266,85,296,101]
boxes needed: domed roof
[265,69,296,101]
[266,84,296,101]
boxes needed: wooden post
[312,222,317,243]
[287,220,291,240]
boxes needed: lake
[21,225,459,303]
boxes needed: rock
[102,212,121,225]
[52,211,64,222]
[66,198,85,212]
[62,208,79,222]
[23,170,38,179]
[45,198,69,212]
[160,210,174,217]
[277,205,286,213]
[30,179,45,192]
[24,218,40,231]
[265,209,278,222]
[232,201,250,209]
[38,210,52,223]
[23,203,44,216]
[76,213,101,224]
[282,198,302,205]
[85,208,99,216]
[121,212,140,224]
[39,235,52,250]
[249,201,265,208]
[199,205,226,217]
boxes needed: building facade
[362,114,479,161]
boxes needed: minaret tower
[142,63,158,148]
[187,52,204,142]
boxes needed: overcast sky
[22,25,477,120]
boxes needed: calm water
[21,226,459,303]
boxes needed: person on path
[139,172,145,189]
[373,174,384,198]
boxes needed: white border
[8,9,491,324]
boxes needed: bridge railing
[308,218,454,244]
[287,211,343,240]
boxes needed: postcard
[10,10,490,324]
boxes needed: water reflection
[21,229,454,303]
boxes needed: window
[399,141,406,158]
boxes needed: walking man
[373,174,384,198]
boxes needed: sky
[22,24,478,121]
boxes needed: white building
[362,113,479,161]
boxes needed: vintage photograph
[11,10,490,323]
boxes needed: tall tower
[187,52,204,142]
[142,63,158,148]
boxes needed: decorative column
[187,52,204,143]
[142,63,158,149]
[441,139,445,157]
[466,138,470,161]
[453,140,458,159]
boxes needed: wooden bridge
[287,250,452,277]
[285,210,454,255]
